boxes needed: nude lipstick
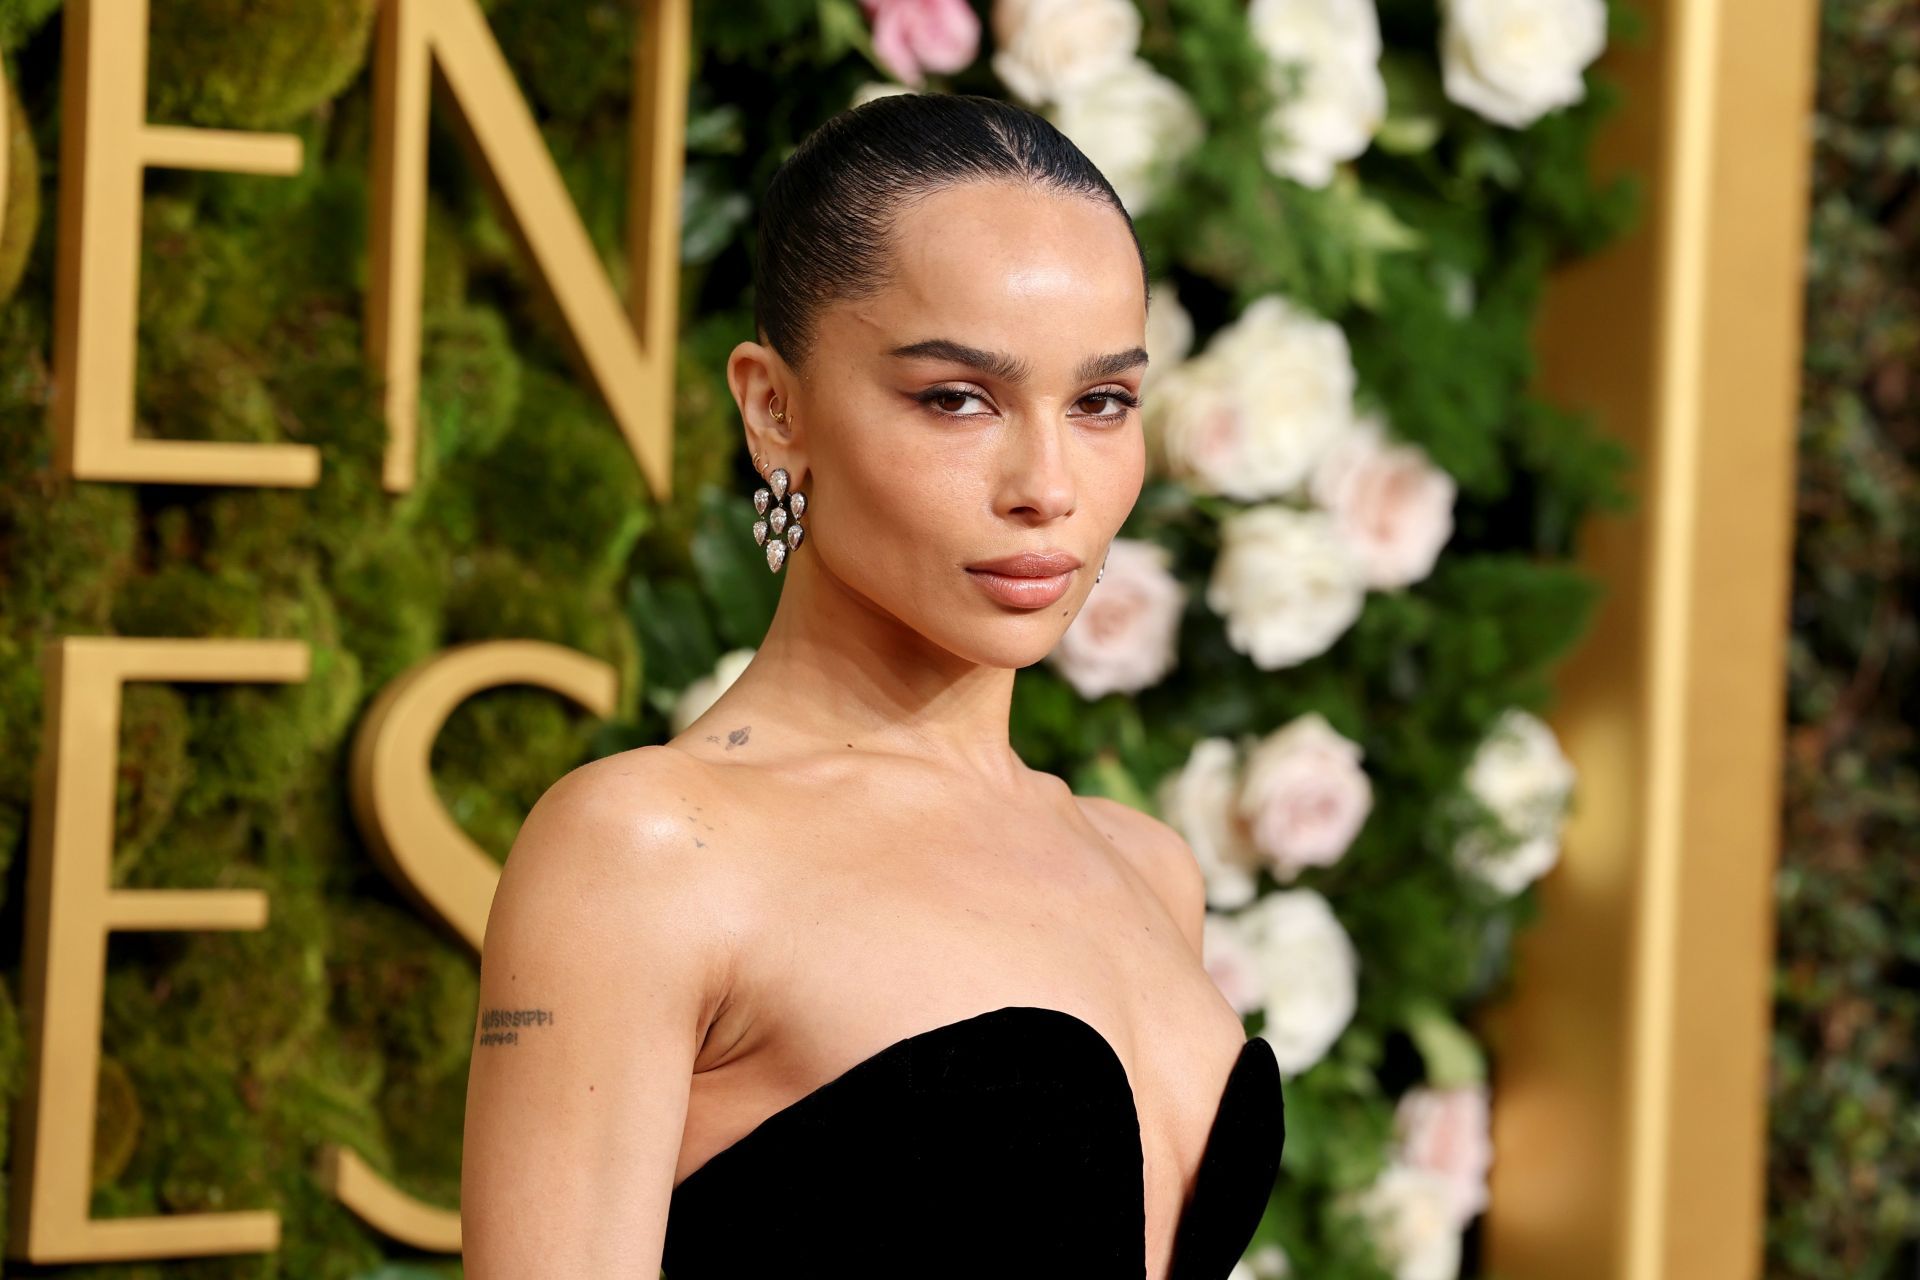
[965,549,1083,608]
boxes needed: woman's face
[763,180,1149,671]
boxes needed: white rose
[1143,278,1195,396]
[850,81,916,107]
[1207,505,1367,670]
[1145,354,1250,496]
[1308,413,1457,590]
[990,0,1142,107]
[1248,1242,1294,1278]
[1452,708,1575,894]
[1439,0,1607,129]
[669,647,757,735]
[1158,737,1263,908]
[1047,537,1187,698]
[1050,57,1204,216]
[1212,295,1359,495]
[1461,829,1559,895]
[1239,711,1372,880]
[1150,296,1358,501]
[1202,910,1267,1014]
[1348,1162,1465,1280]
[1394,1084,1492,1225]
[1239,887,1358,1075]
[1249,0,1386,187]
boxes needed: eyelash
[913,386,1141,422]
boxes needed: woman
[460,92,1283,1279]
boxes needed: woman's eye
[914,386,1139,420]
[1079,390,1141,420]
[916,387,990,416]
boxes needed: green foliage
[0,0,57,52]
[1768,2,1920,1276]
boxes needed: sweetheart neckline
[670,1003,1275,1219]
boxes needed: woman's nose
[997,417,1077,522]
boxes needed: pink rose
[1157,737,1263,909]
[1394,1083,1492,1226]
[861,0,981,87]
[1238,712,1373,880]
[1046,537,1187,698]
[1309,413,1456,590]
[1202,911,1266,1014]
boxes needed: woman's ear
[727,338,802,464]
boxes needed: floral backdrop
[667,2,1633,1278]
[0,0,1631,1277]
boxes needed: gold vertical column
[1482,0,1819,1277]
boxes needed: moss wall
[0,2,762,1274]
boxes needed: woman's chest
[683,805,1245,1252]
[715,795,1199,1024]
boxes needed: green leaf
[1375,114,1442,155]
[681,164,753,265]
[1405,1001,1487,1087]
[1075,750,1155,812]
[685,102,746,155]
[626,575,721,702]
[1323,170,1424,309]
[1429,555,1603,681]
[818,0,878,66]
[1459,130,1524,189]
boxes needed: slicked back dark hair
[751,91,1152,374]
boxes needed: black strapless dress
[661,1004,1285,1278]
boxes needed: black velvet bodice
[661,1004,1285,1278]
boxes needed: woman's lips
[965,567,1076,608]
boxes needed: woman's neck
[721,553,1031,788]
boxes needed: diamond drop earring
[750,399,806,573]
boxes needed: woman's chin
[934,622,1076,674]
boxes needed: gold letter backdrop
[6,0,686,1263]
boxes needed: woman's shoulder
[499,745,751,921]
[1072,792,1206,955]
[524,744,717,850]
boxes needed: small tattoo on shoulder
[726,725,751,749]
[476,1006,555,1048]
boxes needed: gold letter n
[369,0,689,501]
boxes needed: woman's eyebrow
[1079,347,1150,381]
[887,338,1148,384]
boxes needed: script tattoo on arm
[476,1006,555,1048]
